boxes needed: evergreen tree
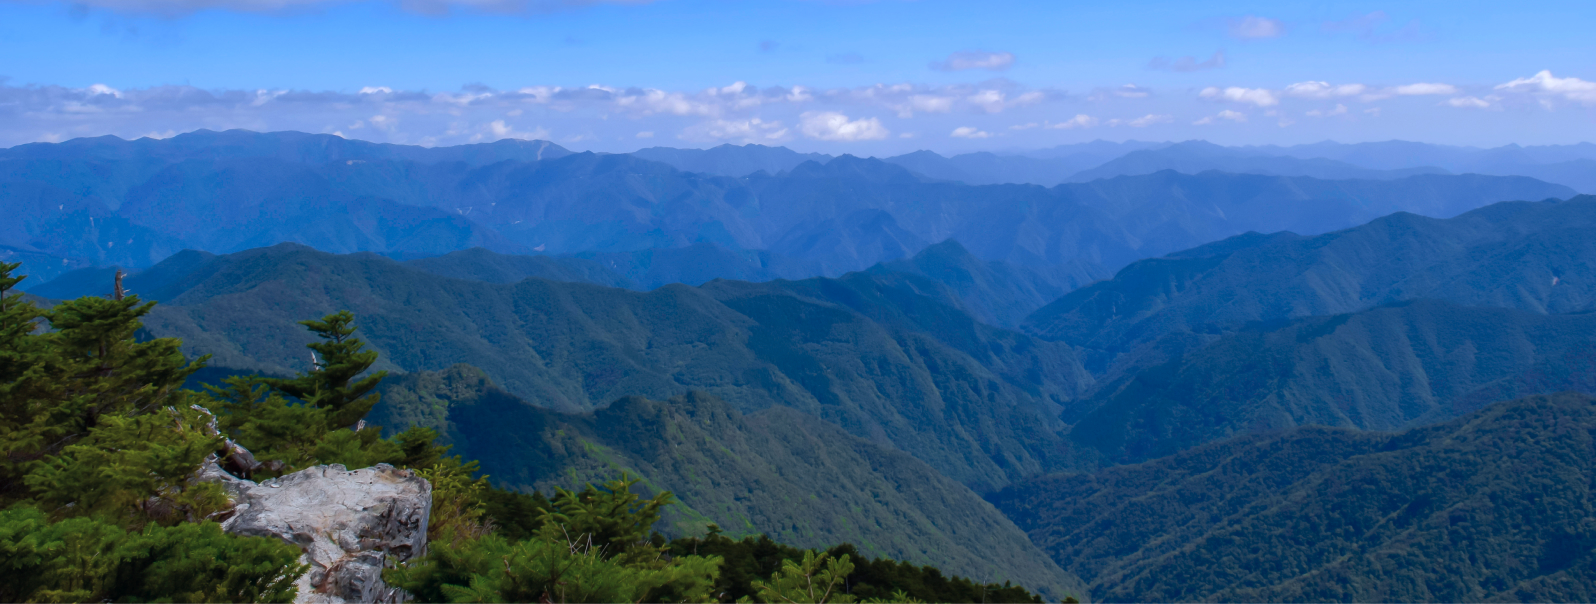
[265,310,385,429]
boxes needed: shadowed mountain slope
[1066,140,1450,182]
[1058,299,1596,467]
[631,143,831,177]
[125,243,1089,491]
[1026,195,1596,373]
[993,392,1596,602]
[372,366,1086,600]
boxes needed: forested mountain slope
[372,365,1086,600]
[993,392,1596,602]
[1058,299,1596,466]
[127,243,1089,491]
[1027,195,1596,373]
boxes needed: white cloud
[474,119,548,142]
[635,131,654,138]
[1394,82,1458,96]
[359,86,393,95]
[1227,15,1285,39]
[680,118,788,143]
[1110,114,1173,128]
[1283,81,1367,99]
[798,111,889,141]
[929,50,1016,72]
[50,0,660,16]
[1445,96,1495,109]
[1200,86,1279,107]
[1364,107,1382,117]
[950,126,991,139]
[966,89,1044,114]
[1193,109,1247,125]
[86,84,123,98]
[1496,70,1596,104]
[1050,114,1099,129]
[1306,104,1349,117]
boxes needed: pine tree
[265,310,386,429]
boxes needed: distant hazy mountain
[0,128,572,166]
[1066,140,1449,182]
[2,130,1576,293]
[869,240,1108,329]
[373,366,1085,600]
[630,143,831,177]
[126,243,1089,492]
[404,247,637,289]
[880,151,1090,186]
[1243,140,1596,193]
[1026,195,1596,373]
[994,392,1596,602]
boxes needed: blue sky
[1,0,1593,152]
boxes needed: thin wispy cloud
[929,50,1016,72]
[1148,50,1226,72]
[1321,11,1426,43]
[1226,15,1284,39]
[37,0,658,16]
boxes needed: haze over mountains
[1,129,1580,293]
[12,129,1596,599]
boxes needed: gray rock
[204,462,432,604]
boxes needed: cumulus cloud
[950,126,991,139]
[1496,70,1596,105]
[1445,96,1495,109]
[1306,104,1349,117]
[1088,84,1151,102]
[1393,83,1458,96]
[1109,114,1173,128]
[1148,50,1226,72]
[680,118,789,143]
[1200,86,1279,107]
[929,50,1015,72]
[1227,16,1284,39]
[0,78,1070,148]
[1193,109,1247,125]
[52,0,658,16]
[1050,114,1098,129]
[1283,81,1367,99]
[798,111,889,141]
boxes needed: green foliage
[740,550,855,604]
[0,283,204,503]
[264,310,386,429]
[0,263,319,600]
[995,392,1596,602]
[374,370,1081,598]
[206,312,435,476]
[0,504,303,603]
[387,475,723,603]
[669,533,1044,604]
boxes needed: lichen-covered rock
[205,463,431,604]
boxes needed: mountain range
[2,130,1577,300]
[1026,195,1596,374]
[994,392,1596,602]
[371,365,1085,599]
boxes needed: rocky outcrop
[203,462,431,604]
